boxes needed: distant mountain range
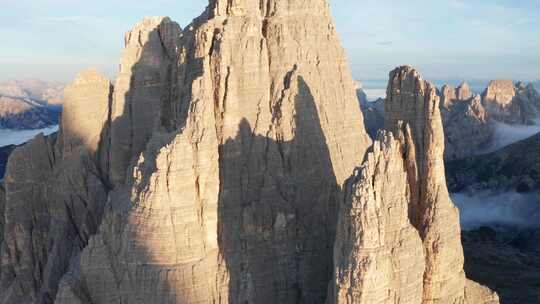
[0,79,63,129]
[0,79,64,106]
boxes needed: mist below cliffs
[452,191,540,230]
[0,125,58,147]
[478,119,540,154]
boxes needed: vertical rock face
[55,1,371,303]
[482,80,535,124]
[109,17,181,185]
[331,66,498,304]
[332,131,426,304]
[440,82,472,109]
[62,69,112,177]
[440,92,493,161]
[0,71,112,304]
[385,66,467,303]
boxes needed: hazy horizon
[1,0,539,83]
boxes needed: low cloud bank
[478,119,540,154]
[0,125,59,147]
[452,191,540,230]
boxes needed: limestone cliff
[0,2,510,304]
[0,70,112,304]
[55,1,371,303]
[109,17,181,185]
[482,80,537,124]
[332,131,426,304]
[359,82,495,161]
[331,66,498,304]
[440,86,493,161]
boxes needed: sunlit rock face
[62,69,112,176]
[0,70,112,304]
[330,66,499,304]
[55,1,371,303]
[331,131,426,304]
[482,80,538,125]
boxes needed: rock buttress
[0,71,112,304]
[330,66,499,304]
[55,1,372,303]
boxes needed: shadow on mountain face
[1,16,351,303]
[0,20,181,304]
[0,145,16,180]
[81,68,343,303]
[218,76,341,304]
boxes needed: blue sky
[1,0,539,83]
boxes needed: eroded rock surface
[359,82,495,161]
[482,80,538,125]
[386,66,489,304]
[440,88,493,161]
[109,17,181,185]
[0,70,112,304]
[55,1,371,303]
[332,131,425,304]
[331,66,499,304]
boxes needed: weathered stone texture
[331,66,498,304]
[441,93,493,161]
[0,71,112,304]
[55,1,371,303]
[332,131,425,304]
[385,66,468,303]
[109,17,182,185]
[62,69,113,177]
[482,80,534,124]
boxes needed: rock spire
[55,1,371,303]
[330,66,499,304]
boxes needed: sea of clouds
[452,191,540,230]
[477,119,540,155]
[0,125,59,147]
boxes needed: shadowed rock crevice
[218,77,341,303]
[109,17,182,186]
